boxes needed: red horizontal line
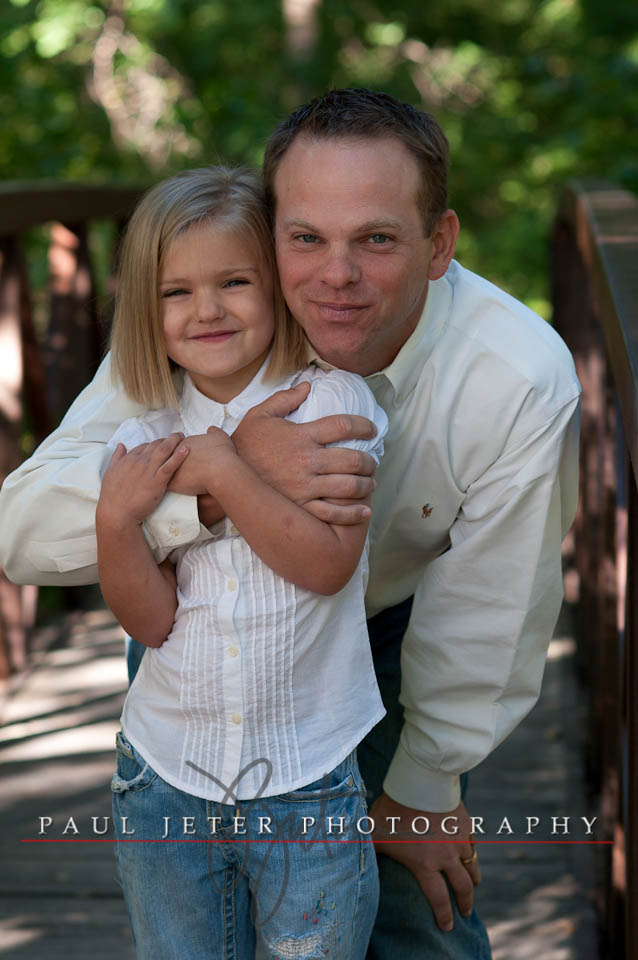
[21,838,613,845]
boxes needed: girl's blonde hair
[110,166,306,407]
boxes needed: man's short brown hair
[263,88,450,237]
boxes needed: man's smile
[311,301,369,318]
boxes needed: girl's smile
[160,221,276,403]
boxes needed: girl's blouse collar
[178,354,300,435]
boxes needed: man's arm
[0,354,201,585]
[372,396,581,929]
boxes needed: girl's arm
[96,435,189,647]
[184,427,371,596]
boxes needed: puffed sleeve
[289,368,388,464]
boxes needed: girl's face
[159,221,275,403]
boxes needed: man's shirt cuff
[142,492,206,560]
[382,741,462,812]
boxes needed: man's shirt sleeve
[0,354,201,585]
[382,394,581,812]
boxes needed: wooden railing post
[0,181,144,677]
[0,236,38,677]
[45,222,102,425]
[624,460,638,948]
[553,180,638,959]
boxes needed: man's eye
[295,234,319,244]
[368,234,391,244]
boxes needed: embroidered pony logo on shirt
[421,504,433,519]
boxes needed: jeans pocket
[276,753,359,803]
[111,731,158,794]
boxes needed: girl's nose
[196,291,224,322]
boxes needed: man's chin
[308,340,367,374]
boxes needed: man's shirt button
[228,646,239,658]
[227,578,238,592]
[231,713,242,725]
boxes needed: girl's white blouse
[106,359,388,801]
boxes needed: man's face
[273,136,445,375]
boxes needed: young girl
[97,166,388,960]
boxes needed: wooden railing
[0,181,144,678]
[552,180,638,959]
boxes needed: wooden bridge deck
[0,601,599,959]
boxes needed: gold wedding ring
[460,850,478,865]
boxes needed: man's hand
[370,792,480,932]
[232,382,377,525]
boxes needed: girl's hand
[97,433,189,530]
[167,425,238,496]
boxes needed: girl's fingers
[104,442,127,470]
[156,442,189,477]
[127,441,153,458]
[125,434,184,464]
[148,433,186,466]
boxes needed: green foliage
[1,0,637,310]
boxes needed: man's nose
[319,249,361,288]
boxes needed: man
[0,89,580,959]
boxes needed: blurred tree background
[2,0,638,314]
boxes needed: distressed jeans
[359,597,492,960]
[111,731,379,960]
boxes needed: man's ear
[427,210,460,281]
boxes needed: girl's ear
[427,210,460,282]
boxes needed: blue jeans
[111,731,379,960]
[359,597,492,960]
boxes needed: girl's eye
[162,288,188,297]
[224,278,249,287]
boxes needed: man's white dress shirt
[362,262,581,809]
[0,260,581,812]
[105,362,388,801]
